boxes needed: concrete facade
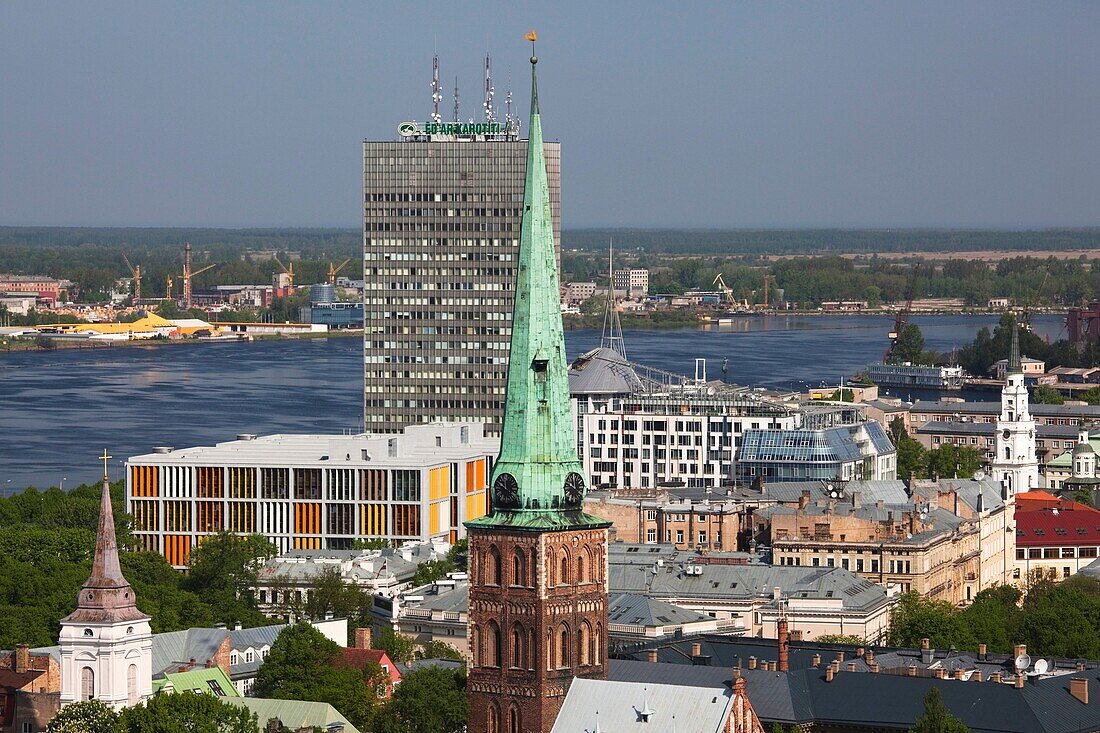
[362,137,560,435]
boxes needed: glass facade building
[736,417,896,483]
[363,138,561,433]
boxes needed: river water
[0,314,1064,492]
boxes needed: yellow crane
[713,273,749,310]
[182,263,215,309]
[273,255,296,287]
[328,258,353,286]
[165,275,173,300]
[122,253,142,301]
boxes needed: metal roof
[912,400,1100,418]
[607,592,714,628]
[223,698,361,733]
[550,678,733,733]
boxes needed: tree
[416,640,463,661]
[183,532,274,627]
[46,700,119,733]
[446,540,468,572]
[351,538,390,550]
[372,667,467,733]
[374,626,416,666]
[896,437,928,481]
[117,691,257,733]
[889,416,908,446]
[926,444,980,480]
[888,592,973,650]
[909,687,970,733]
[1031,384,1065,405]
[890,323,926,364]
[254,622,382,731]
[813,634,865,645]
[408,559,456,588]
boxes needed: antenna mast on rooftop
[483,53,495,122]
[600,238,627,359]
[453,76,460,123]
[430,54,442,124]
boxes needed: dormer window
[83,629,93,637]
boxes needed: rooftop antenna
[430,54,442,124]
[483,52,495,122]
[600,238,627,359]
[453,76,460,123]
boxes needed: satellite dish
[974,470,985,481]
[1033,659,1049,675]
[1015,654,1032,671]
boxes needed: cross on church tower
[100,449,112,481]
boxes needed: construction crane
[122,253,142,301]
[1020,269,1050,332]
[713,273,735,305]
[165,275,173,301]
[178,241,214,305]
[884,263,922,362]
[273,255,296,288]
[762,272,772,310]
[328,258,353,286]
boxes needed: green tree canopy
[254,622,383,731]
[372,667,467,733]
[910,687,970,733]
[890,323,926,364]
[926,444,980,480]
[1031,384,1065,405]
[896,437,928,481]
[183,532,275,627]
[408,559,456,588]
[118,691,257,733]
[46,700,119,733]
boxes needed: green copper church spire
[467,50,608,532]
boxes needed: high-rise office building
[363,61,560,434]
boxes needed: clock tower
[465,46,611,733]
[992,317,1039,495]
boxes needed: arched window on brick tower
[558,548,569,585]
[487,702,501,733]
[508,704,522,733]
[511,624,525,669]
[558,622,570,668]
[579,621,592,666]
[486,621,501,667]
[487,545,501,586]
[512,549,525,587]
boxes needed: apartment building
[584,487,743,551]
[1014,491,1100,585]
[612,268,649,298]
[765,476,1012,605]
[126,423,496,567]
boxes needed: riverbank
[0,328,363,354]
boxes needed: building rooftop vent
[152,446,174,454]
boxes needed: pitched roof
[1015,500,1100,547]
[550,678,734,733]
[152,665,239,697]
[607,592,714,628]
[223,697,361,733]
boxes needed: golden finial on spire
[100,448,112,481]
[525,29,537,64]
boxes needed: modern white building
[612,268,649,298]
[127,422,497,567]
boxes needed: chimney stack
[907,665,917,677]
[865,650,874,665]
[846,662,857,672]
[799,491,810,509]
[1014,643,1027,660]
[777,617,790,672]
[991,672,1002,683]
[811,654,821,668]
[870,662,880,673]
[973,671,983,682]
[731,667,741,679]
[790,630,804,642]
[748,656,758,670]
[354,628,372,650]
[825,667,834,682]
[1077,661,1087,672]
[14,645,29,674]
[692,642,702,657]
[835,651,845,662]
[978,643,987,660]
[647,650,658,663]
[935,669,947,680]
[1070,678,1090,705]
[1015,674,1025,689]
[953,669,964,680]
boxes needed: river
[0,314,1064,492]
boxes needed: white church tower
[992,319,1039,495]
[59,451,153,709]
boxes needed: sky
[1,1,1098,229]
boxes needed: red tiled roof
[0,668,43,690]
[336,648,401,683]
[1015,499,1100,546]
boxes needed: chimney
[799,490,810,509]
[354,628,372,650]
[856,646,865,658]
[691,642,702,658]
[852,491,861,509]
[921,638,930,650]
[791,630,804,642]
[14,645,29,674]
[991,672,1002,683]
[777,617,790,672]
[846,662,857,672]
[973,671,983,682]
[835,651,845,662]
[921,641,934,665]
[811,654,821,668]
[1070,678,1090,705]
[1077,661,1086,672]
[831,660,841,674]
[953,669,964,680]
[748,656,758,670]
[870,662,880,673]
[825,667,834,682]
[935,669,947,680]
[731,667,741,679]
[647,650,658,663]
[1014,643,1027,660]
[978,643,987,660]
[907,665,917,677]
[865,650,874,665]
[1015,674,1025,689]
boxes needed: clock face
[493,473,520,509]
[563,472,586,507]
[1003,429,1011,440]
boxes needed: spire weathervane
[101,448,112,481]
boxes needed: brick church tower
[465,45,611,733]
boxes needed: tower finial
[483,53,495,123]
[431,54,442,124]
[1008,313,1021,375]
[526,29,539,114]
[100,448,112,481]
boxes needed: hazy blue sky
[1,2,1098,228]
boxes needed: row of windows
[474,619,602,672]
[479,544,598,588]
[1017,546,1100,559]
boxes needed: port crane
[328,258,353,286]
[713,273,749,310]
[1020,269,1049,332]
[165,275,173,301]
[883,263,922,362]
[122,254,142,301]
[273,255,296,288]
[180,243,216,309]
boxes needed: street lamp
[60,476,68,491]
